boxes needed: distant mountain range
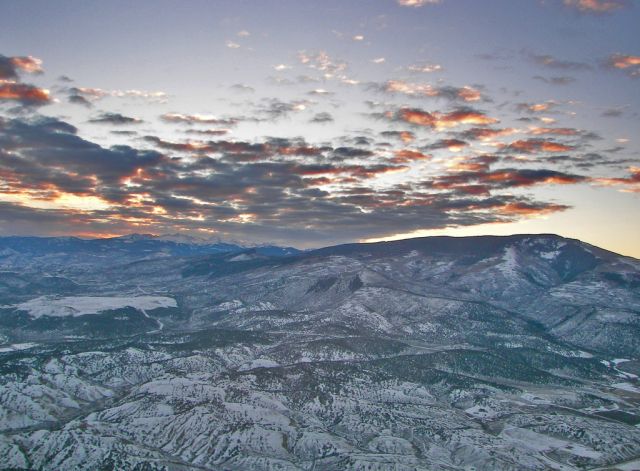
[0,234,639,470]
[0,233,301,273]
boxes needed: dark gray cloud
[230,83,255,93]
[601,108,625,118]
[68,94,92,107]
[533,75,577,85]
[525,51,592,71]
[0,113,593,245]
[257,98,314,120]
[310,112,334,123]
[89,112,143,125]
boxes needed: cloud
[506,138,575,153]
[601,107,625,118]
[397,0,441,7]
[0,116,164,202]
[68,94,92,107]
[68,87,168,103]
[516,101,558,113]
[392,107,498,129]
[606,53,640,78]
[185,128,231,137]
[391,149,431,163]
[458,127,517,141]
[258,98,313,120]
[563,0,628,14]
[595,167,640,192]
[380,131,415,143]
[0,81,51,106]
[298,51,349,80]
[533,75,577,85]
[425,139,468,152]
[407,63,443,73]
[526,126,579,136]
[308,88,334,96]
[0,54,49,107]
[89,112,143,125]
[0,112,620,246]
[0,55,43,79]
[310,112,334,123]
[425,167,587,194]
[378,80,482,102]
[230,83,255,93]
[525,52,591,71]
[160,113,238,126]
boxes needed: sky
[0,0,639,256]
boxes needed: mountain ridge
[0,232,638,470]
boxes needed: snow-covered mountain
[0,234,639,470]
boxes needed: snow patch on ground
[539,250,561,260]
[499,246,518,278]
[15,296,177,318]
[502,426,602,459]
[213,300,244,311]
[0,342,38,353]
[612,382,640,393]
[547,346,593,358]
[465,405,498,419]
[229,253,253,262]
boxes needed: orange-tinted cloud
[496,202,569,216]
[433,168,586,192]
[563,0,627,13]
[383,80,482,102]
[457,86,482,102]
[516,101,558,113]
[399,131,415,143]
[10,56,43,74]
[396,107,497,129]
[483,169,585,186]
[527,127,579,136]
[507,139,574,153]
[609,54,640,68]
[0,81,50,105]
[0,55,43,79]
[607,54,640,78]
[595,167,640,192]
[391,149,431,163]
[380,131,416,143]
[460,127,517,141]
[427,139,468,152]
[397,0,441,7]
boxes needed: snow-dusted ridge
[0,234,638,470]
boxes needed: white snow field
[15,296,177,318]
